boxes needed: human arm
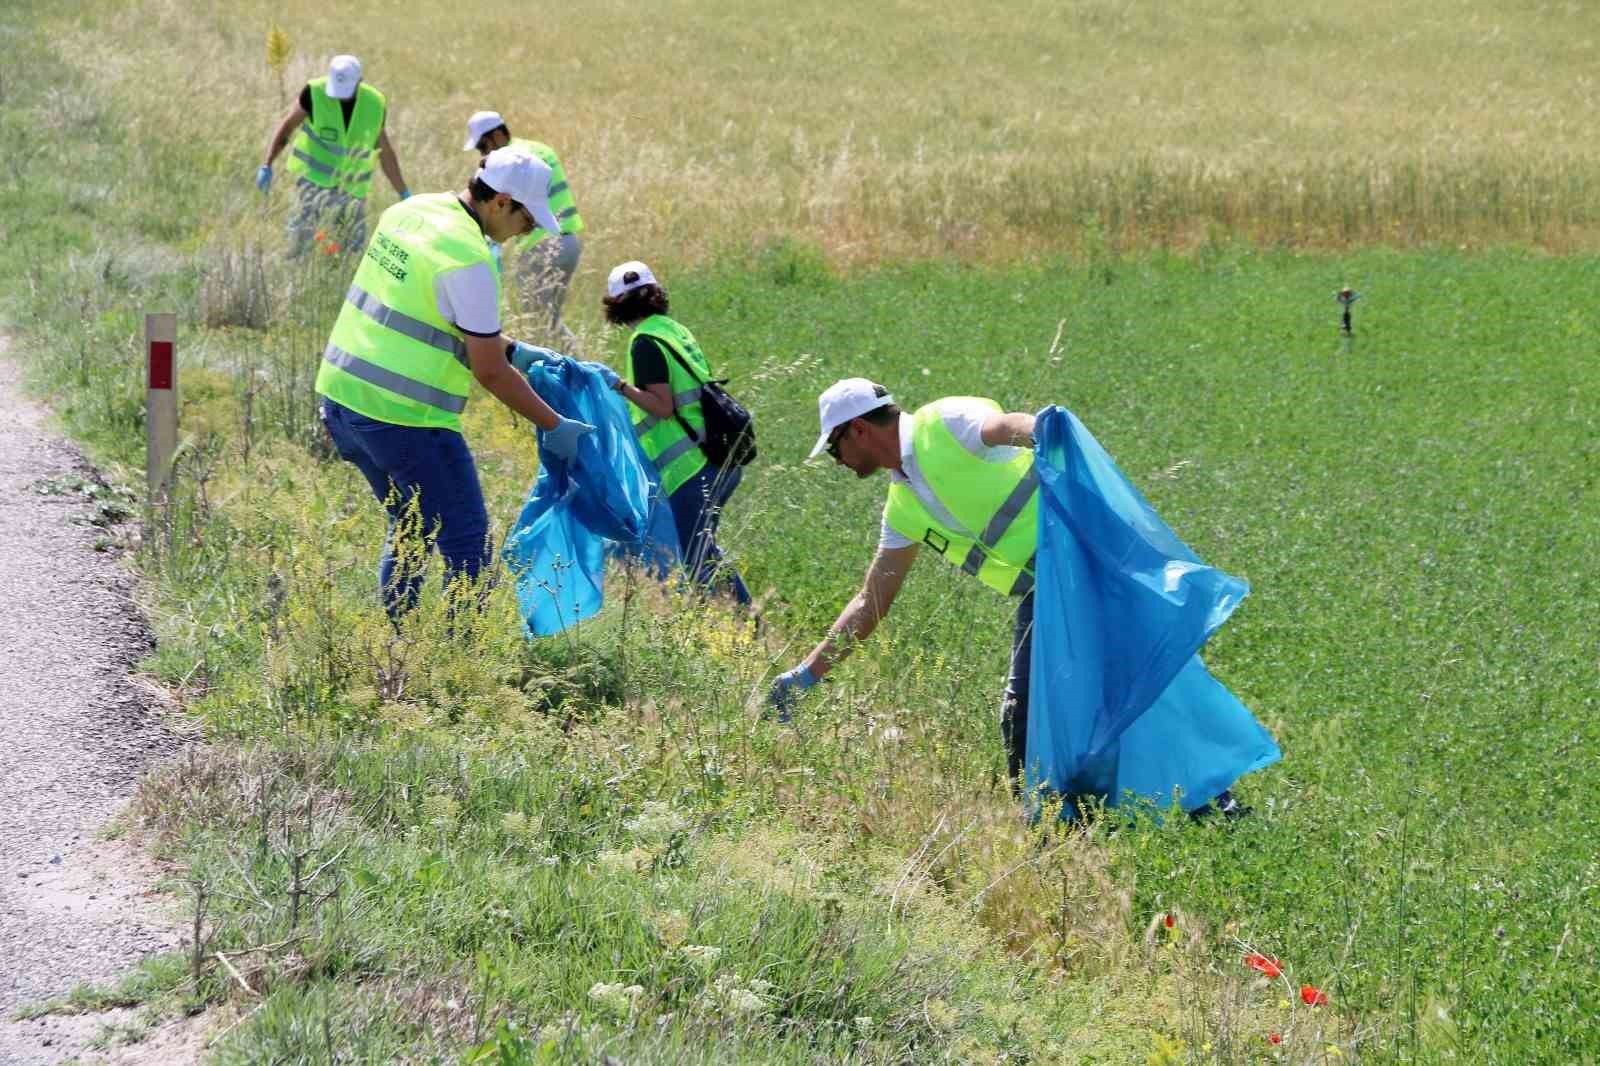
[803,544,920,679]
[620,381,673,418]
[261,103,306,170]
[376,125,409,198]
[980,411,1037,448]
[466,334,560,430]
[769,544,919,716]
[619,334,676,417]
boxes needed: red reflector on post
[149,340,173,390]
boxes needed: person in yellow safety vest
[314,147,595,617]
[464,110,584,344]
[603,260,752,606]
[257,55,410,257]
[765,378,1247,818]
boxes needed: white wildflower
[625,800,689,840]
[680,944,722,965]
[588,982,645,1016]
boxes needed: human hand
[255,165,272,193]
[766,664,817,723]
[594,364,621,390]
[509,342,564,374]
[540,416,595,461]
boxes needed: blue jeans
[320,400,491,617]
[667,462,751,605]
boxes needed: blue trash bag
[501,356,678,636]
[1026,405,1281,814]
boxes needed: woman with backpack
[605,260,753,606]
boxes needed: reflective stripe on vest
[959,469,1039,575]
[626,314,711,496]
[345,284,469,368]
[297,121,373,160]
[883,398,1039,597]
[632,386,704,438]
[290,148,334,177]
[322,343,467,413]
[315,194,492,430]
[651,435,701,471]
[285,79,386,199]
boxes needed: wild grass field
[3,0,1599,1062]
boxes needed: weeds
[4,0,1599,1060]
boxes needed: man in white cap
[769,380,1250,816]
[258,54,410,256]
[464,110,584,342]
[767,383,1038,779]
[314,147,588,618]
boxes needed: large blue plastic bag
[1026,405,1280,813]
[501,357,677,636]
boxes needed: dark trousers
[1000,589,1034,785]
[666,462,751,606]
[321,400,491,617]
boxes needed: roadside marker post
[145,312,177,504]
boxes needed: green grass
[5,0,1600,1062]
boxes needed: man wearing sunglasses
[767,379,1038,780]
[768,377,1248,818]
[315,147,591,617]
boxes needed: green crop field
[3,0,1598,1062]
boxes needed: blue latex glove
[510,342,565,375]
[399,189,411,200]
[589,362,621,390]
[767,664,818,723]
[541,416,595,461]
[255,164,272,193]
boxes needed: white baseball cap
[327,55,362,100]
[463,109,506,151]
[478,147,561,237]
[606,260,658,299]
[809,378,894,458]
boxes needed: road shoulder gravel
[0,342,199,1064]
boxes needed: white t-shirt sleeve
[434,261,501,337]
[938,398,1023,462]
[878,507,915,550]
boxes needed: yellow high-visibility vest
[883,398,1038,596]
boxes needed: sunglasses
[825,423,848,459]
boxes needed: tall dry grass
[52,0,1600,279]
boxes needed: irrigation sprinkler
[1336,287,1360,335]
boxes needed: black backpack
[665,347,757,469]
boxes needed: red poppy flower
[1300,984,1328,1006]
[1164,913,1175,929]
[323,242,340,255]
[1244,953,1283,978]
[315,230,327,242]
[1267,1032,1283,1045]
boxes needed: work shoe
[1189,789,1251,823]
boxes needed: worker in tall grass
[463,110,584,344]
[768,378,1247,817]
[257,55,410,256]
[315,148,593,617]
[604,261,752,606]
